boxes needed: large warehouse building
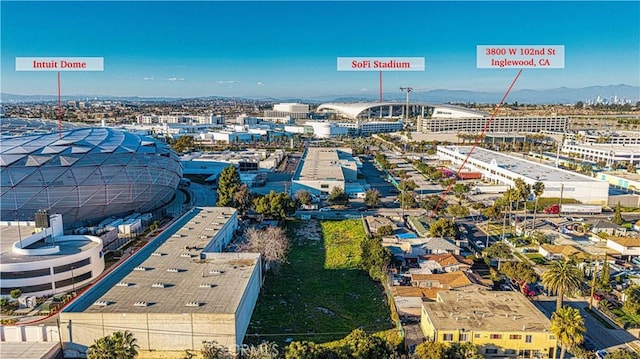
[60,207,260,357]
[0,128,182,225]
[291,147,363,196]
[437,146,609,205]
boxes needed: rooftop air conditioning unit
[134,301,148,307]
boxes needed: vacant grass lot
[245,219,393,346]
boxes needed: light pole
[400,87,413,121]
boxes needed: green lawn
[245,220,393,346]
[524,253,549,265]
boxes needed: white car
[319,207,332,212]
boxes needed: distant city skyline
[1,1,639,98]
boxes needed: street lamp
[399,87,413,121]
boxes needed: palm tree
[112,330,139,359]
[550,306,585,359]
[531,181,545,233]
[514,178,531,234]
[87,336,115,359]
[542,259,584,311]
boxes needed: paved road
[534,297,637,353]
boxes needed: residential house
[607,237,640,258]
[538,244,590,261]
[591,220,627,237]
[421,253,473,273]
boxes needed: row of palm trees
[542,259,587,358]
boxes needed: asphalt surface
[534,297,638,354]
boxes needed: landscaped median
[245,219,395,347]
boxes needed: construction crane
[399,87,413,121]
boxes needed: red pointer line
[58,72,62,139]
[429,69,524,218]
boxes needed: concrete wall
[61,312,237,354]
[1,325,59,342]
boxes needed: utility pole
[589,253,604,310]
[399,87,413,121]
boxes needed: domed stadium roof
[1,127,182,225]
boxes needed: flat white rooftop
[442,146,602,183]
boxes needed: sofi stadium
[0,128,182,225]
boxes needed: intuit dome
[0,128,182,225]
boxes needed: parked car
[357,206,368,212]
[319,207,332,212]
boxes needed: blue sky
[1,1,639,98]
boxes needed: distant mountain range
[2,84,638,105]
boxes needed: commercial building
[561,142,640,165]
[599,172,640,192]
[0,128,182,225]
[137,114,223,125]
[421,291,557,358]
[336,120,404,136]
[419,116,568,133]
[304,121,349,138]
[0,213,104,297]
[291,147,362,196]
[564,130,640,146]
[437,146,609,205]
[60,207,260,357]
[263,103,310,122]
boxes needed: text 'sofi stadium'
[1,128,182,225]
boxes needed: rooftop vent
[93,300,110,306]
[180,253,192,258]
[151,252,164,256]
[186,301,202,307]
[209,269,224,275]
[116,282,131,287]
[166,268,180,273]
[151,283,167,288]
[199,283,215,288]
[134,301,148,307]
[133,266,147,271]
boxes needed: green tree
[340,328,392,359]
[446,204,470,218]
[327,187,349,206]
[451,183,470,200]
[217,165,241,207]
[429,218,457,238]
[295,190,313,206]
[398,191,417,209]
[529,230,551,245]
[613,201,624,225]
[361,237,392,281]
[364,189,381,208]
[234,184,252,217]
[514,178,531,220]
[445,342,483,359]
[171,135,195,153]
[9,289,22,299]
[531,181,545,232]
[252,191,296,220]
[375,153,389,169]
[542,259,584,311]
[485,242,513,269]
[414,341,447,359]
[285,341,326,359]
[87,336,115,359]
[482,205,502,220]
[500,261,538,284]
[111,330,139,359]
[606,349,640,359]
[550,306,585,359]
[597,259,613,293]
[377,225,394,236]
[87,331,139,359]
[623,285,640,315]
